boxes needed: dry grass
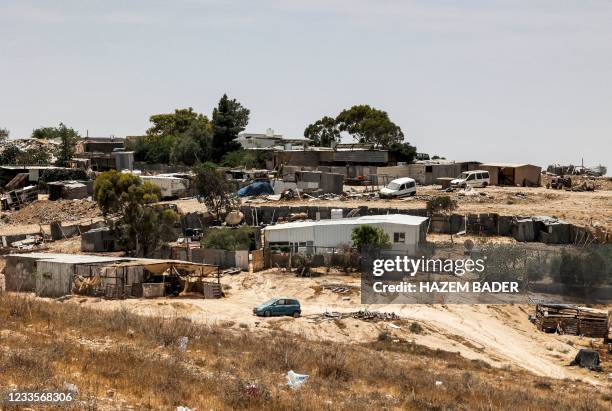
[0,292,610,410]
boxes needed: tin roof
[263,214,428,231]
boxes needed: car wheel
[482,182,488,188]
[293,311,301,318]
[264,310,271,317]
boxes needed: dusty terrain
[0,197,102,236]
[174,183,612,232]
[1,182,610,236]
[2,293,609,410]
[66,269,612,387]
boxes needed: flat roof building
[263,214,428,254]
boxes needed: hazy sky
[1,0,610,169]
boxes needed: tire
[293,311,301,318]
[482,182,488,188]
[264,310,271,317]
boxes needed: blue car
[253,297,301,318]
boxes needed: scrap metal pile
[534,304,609,338]
[321,310,400,322]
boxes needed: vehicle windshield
[457,172,470,179]
[261,298,278,306]
[387,182,401,190]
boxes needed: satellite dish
[463,239,474,251]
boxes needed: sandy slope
[68,270,610,386]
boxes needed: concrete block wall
[238,205,604,245]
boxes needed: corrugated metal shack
[376,161,481,185]
[479,163,542,186]
[271,147,389,170]
[81,227,116,252]
[3,252,219,298]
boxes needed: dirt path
[66,270,609,386]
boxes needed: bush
[201,227,255,251]
[409,322,423,334]
[351,225,391,251]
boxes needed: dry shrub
[314,347,351,381]
[1,349,54,381]
[0,293,610,410]
[222,378,271,409]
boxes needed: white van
[450,170,490,188]
[379,177,417,199]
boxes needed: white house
[263,214,428,254]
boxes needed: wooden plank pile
[535,304,609,338]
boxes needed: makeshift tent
[237,181,274,197]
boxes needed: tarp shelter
[237,181,274,197]
[479,163,542,186]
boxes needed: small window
[466,173,475,181]
[482,171,489,178]
[477,173,483,179]
[276,299,285,305]
[425,165,433,173]
[399,184,406,190]
[408,181,415,188]
[393,232,405,243]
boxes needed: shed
[81,227,116,252]
[2,252,219,298]
[263,214,428,254]
[479,163,542,186]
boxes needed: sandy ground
[63,269,611,386]
[166,184,612,232]
[1,184,610,236]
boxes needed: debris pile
[534,304,609,338]
[321,310,400,321]
[1,199,101,225]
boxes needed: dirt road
[68,270,610,386]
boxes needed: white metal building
[263,214,428,253]
[139,175,190,199]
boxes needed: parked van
[450,170,490,188]
[379,177,417,199]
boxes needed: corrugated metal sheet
[264,214,428,252]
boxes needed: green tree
[388,141,417,163]
[32,127,58,139]
[336,105,404,148]
[147,107,209,137]
[194,164,238,221]
[212,94,250,162]
[0,144,20,165]
[136,108,213,165]
[16,145,52,165]
[170,133,203,166]
[93,170,178,256]
[53,123,79,166]
[303,116,340,147]
[351,225,391,251]
[220,149,266,169]
[201,227,255,250]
